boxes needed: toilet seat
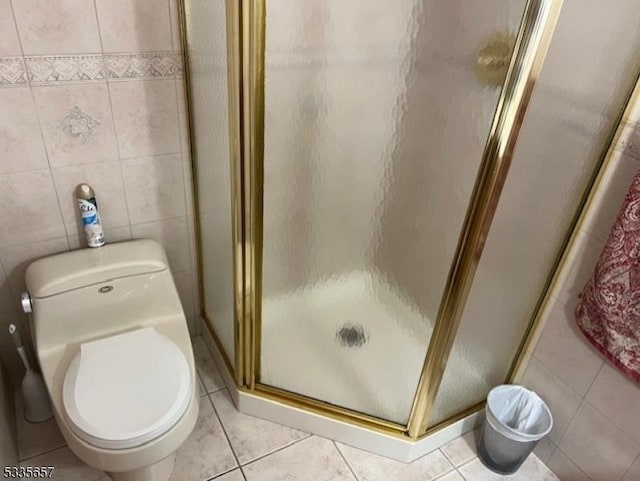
[62,327,192,450]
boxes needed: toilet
[23,239,199,481]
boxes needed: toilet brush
[9,324,53,423]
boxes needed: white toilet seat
[62,327,192,450]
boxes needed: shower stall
[181,0,640,459]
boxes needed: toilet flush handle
[21,292,32,313]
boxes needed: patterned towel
[575,169,640,383]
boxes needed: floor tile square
[169,396,237,481]
[243,436,354,481]
[210,390,308,465]
[337,443,453,481]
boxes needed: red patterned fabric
[575,170,640,383]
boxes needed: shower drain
[336,323,369,348]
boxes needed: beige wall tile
[168,0,182,52]
[623,456,640,481]
[554,231,605,305]
[522,356,583,444]
[122,154,185,224]
[559,402,639,481]
[0,0,197,387]
[131,216,190,273]
[581,153,640,243]
[0,264,21,381]
[0,357,17,467]
[0,88,48,174]
[95,0,172,53]
[0,264,14,314]
[12,0,100,54]
[534,297,604,396]
[52,162,130,234]
[586,363,640,445]
[32,83,118,167]
[110,80,180,158]
[0,237,69,295]
[0,171,66,247]
[0,293,22,384]
[0,0,20,56]
[547,449,591,481]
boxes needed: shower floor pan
[260,270,483,425]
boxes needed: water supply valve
[21,292,32,313]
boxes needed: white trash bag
[479,385,553,474]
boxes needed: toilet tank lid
[25,239,168,298]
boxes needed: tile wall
[0,0,199,384]
[520,101,640,481]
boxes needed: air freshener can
[76,184,105,248]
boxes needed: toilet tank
[25,240,186,353]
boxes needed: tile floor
[15,337,561,481]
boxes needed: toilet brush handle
[8,324,23,348]
[16,346,31,372]
[9,324,31,371]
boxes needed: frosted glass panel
[184,2,235,364]
[430,0,640,426]
[260,1,526,424]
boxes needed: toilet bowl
[23,239,199,481]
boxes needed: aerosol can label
[78,197,105,247]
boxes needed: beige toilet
[23,239,199,481]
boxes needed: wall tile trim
[0,52,183,87]
[26,54,105,84]
[0,57,27,85]
[105,52,183,79]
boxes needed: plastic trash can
[478,385,553,475]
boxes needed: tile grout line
[166,0,196,303]
[91,0,133,235]
[548,359,607,481]
[19,444,68,464]
[8,0,69,247]
[332,441,360,481]
[535,354,604,449]
[4,0,69,331]
[552,446,594,481]
[238,432,313,468]
[620,451,640,481]
[205,390,243,469]
[205,465,242,481]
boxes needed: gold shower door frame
[233,0,564,439]
[178,0,635,440]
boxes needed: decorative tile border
[0,52,183,87]
[26,54,105,84]
[105,52,183,80]
[0,57,27,86]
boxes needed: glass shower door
[259,0,527,424]
[429,0,640,427]
[184,1,236,365]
